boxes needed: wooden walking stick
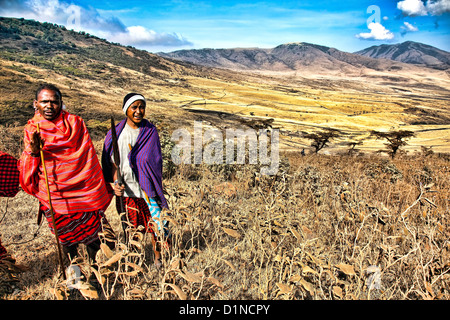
[110,117,128,240]
[36,123,66,280]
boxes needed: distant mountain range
[160,41,450,73]
[1,16,448,85]
[355,41,450,70]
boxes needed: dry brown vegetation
[1,150,449,300]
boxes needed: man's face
[34,89,62,121]
[126,100,146,128]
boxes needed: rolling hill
[354,41,450,70]
[0,16,212,129]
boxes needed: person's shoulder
[142,119,156,129]
[63,111,82,122]
[64,112,90,132]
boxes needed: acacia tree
[303,128,341,153]
[346,140,364,155]
[371,130,415,159]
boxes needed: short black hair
[35,83,62,101]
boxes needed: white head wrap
[123,94,146,114]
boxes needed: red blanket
[19,111,112,215]
[0,151,20,197]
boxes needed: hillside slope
[0,17,215,132]
[354,41,450,70]
[0,17,192,78]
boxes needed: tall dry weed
[1,152,449,300]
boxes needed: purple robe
[102,119,168,209]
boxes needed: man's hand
[113,182,125,197]
[30,131,44,156]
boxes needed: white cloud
[400,21,419,35]
[397,0,450,16]
[0,0,192,48]
[108,26,192,47]
[426,0,450,15]
[0,0,127,32]
[356,22,395,40]
[397,0,428,16]
[403,21,419,32]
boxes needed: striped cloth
[39,203,105,246]
[0,151,20,198]
[0,238,7,259]
[0,151,20,259]
[119,197,156,236]
[102,118,168,209]
[18,110,113,215]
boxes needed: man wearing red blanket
[18,83,114,265]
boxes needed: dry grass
[1,151,449,300]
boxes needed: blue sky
[1,0,449,52]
